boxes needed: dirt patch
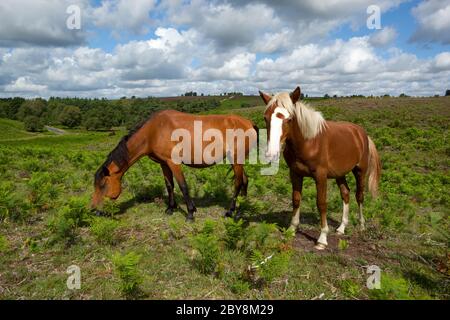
[293,228,387,265]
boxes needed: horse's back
[325,121,369,176]
[145,109,256,163]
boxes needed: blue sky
[0,0,449,97]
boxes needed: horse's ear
[102,166,110,177]
[259,90,272,105]
[290,86,301,104]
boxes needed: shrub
[83,116,102,131]
[23,116,44,132]
[111,251,143,298]
[47,197,90,244]
[250,250,291,283]
[245,222,279,253]
[369,274,412,300]
[229,277,250,295]
[102,198,121,217]
[47,213,77,244]
[0,182,30,222]
[58,105,81,128]
[223,218,246,250]
[27,172,59,210]
[90,217,120,245]
[191,219,221,274]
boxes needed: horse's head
[259,86,301,161]
[91,161,123,210]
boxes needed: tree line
[0,97,221,132]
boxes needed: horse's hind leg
[352,167,366,230]
[336,177,350,235]
[166,161,197,221]
[225,164,244,219]
[160,163,177,215]
[241,168,248,197]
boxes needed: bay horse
[259,87,381,250]
[91,109,258,221]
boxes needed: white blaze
[267,107,289,160]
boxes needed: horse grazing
[92,109,258,221]
[259,87,381,250]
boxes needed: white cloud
[90,0,156,35]
[0,0,87,47]
[369,27,398,47]
[0,0,448,98]
[5,76,47,93]
[410,0,450,44]
[432,52,450,71]
[194,53,256,80]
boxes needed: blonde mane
[266,92,327,140]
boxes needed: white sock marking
[317,224,329,246]
[337,201,349,234]
[290,207,300,230]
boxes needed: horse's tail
[367,136,381,198]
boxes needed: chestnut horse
[92,109,258,221]
[259,87,381,250]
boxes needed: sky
[0,0,449,98]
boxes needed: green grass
[0,97,448,299]
[0,118,36,140]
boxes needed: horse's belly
[293,161,313,176]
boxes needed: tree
[83,116,102,131]
[23,116,44,132]
[17,99,46,121]
[58,105,81,128]
[445,89,450,96]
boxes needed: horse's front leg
[166,161,197,222]
[314,173,329,250]
[289,170,303,231]
[160,163,177,215]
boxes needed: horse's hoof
[186,214,195,223]
[289,225,299,233]
[314,243,327,250]
[95,210,104,217]
[165,207,174,215]
[336,228,345,235]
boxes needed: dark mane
[94,116,151,186]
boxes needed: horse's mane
[94,116,151,185]
[266,92,327,140]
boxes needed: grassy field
[0,96,449,300]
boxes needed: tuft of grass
[111,251,143,298]
[47,197,90,244]
[89,217,120,245]
[250,250,291,284]
[369,273,412,300]
[338,239,349,251]
[0,234,9,253]
[223,218,246,250]
[190,219,221,274]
